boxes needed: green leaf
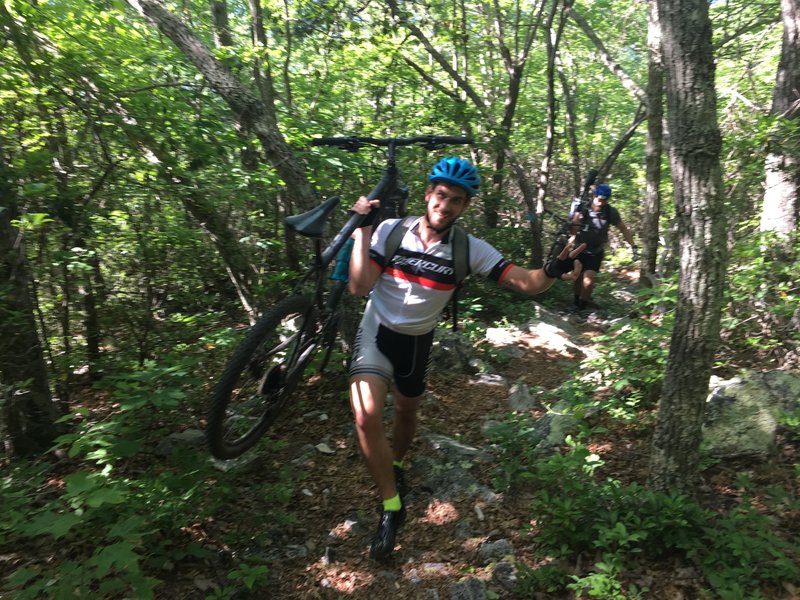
[107,515,152,542]
[88,542,142,578]
[64,471,99,496]
[85,486,128,508]
[7,566,41,587]
[110,438,143,458]
[24,510,82,538]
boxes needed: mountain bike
[206,134,474,459]
[543,168,599,262]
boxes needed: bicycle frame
[292,134,474,295]
[206,134,474,459]
[290,134,475,364]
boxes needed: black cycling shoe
[369,507,406,560]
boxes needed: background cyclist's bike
[206,134,473,459]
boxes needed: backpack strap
[379,216,417,270]
[450,225,470,286]
[449,225,470,331]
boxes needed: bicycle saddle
[285,195,341,238]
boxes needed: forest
[1,0,799,597]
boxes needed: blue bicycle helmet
[428,157,480,197]
[595,183,612,199]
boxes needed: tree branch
[566,5,647,104]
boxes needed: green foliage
[514,562,571,595]
[778,406,800,441]
[720,230,800,367]
[574,284,676,421]
[1,358,296,599]
[694,501,800,598]
[568,556,647,600]
[498,435,800,598]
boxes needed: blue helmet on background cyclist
[428,157,480,197]
[595,183,612,199]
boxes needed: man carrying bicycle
[569,183,638,311]
[347,156,586,560]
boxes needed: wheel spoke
[207,295,319,459]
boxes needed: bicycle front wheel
[207,294,319,459]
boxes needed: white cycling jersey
[365,217,513,335]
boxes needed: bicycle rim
[206,294,319,459]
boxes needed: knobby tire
[206,294,318,459]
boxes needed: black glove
[348,207,380,228]
[544,255,575,279]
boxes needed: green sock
[392,460,404,469]
[383,494,402,512]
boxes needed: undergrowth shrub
[578,283,675,419]
[495,437,800,599]
[721,230,800,370]
[1,357,295,599]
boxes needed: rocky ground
[172,293,798,600]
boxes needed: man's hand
[544,239,587,281]
[349,196,381,228]
[631,244,640,261]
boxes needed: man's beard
[424,209,456,233]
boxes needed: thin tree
[760,0,800,243]
[648,0,729,492]
[0,128,60,455]
[640,0,665,286]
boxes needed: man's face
[592,194,609,210]
[425,182,470,230]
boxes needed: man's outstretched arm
[500,241,586,295]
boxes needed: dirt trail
[203,325,587,600]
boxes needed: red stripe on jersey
[385,266,456,291]
[497,263,515,284]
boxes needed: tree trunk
[558,58,582,196]
[640,0,665,286]
[532,0,567,269]
[0,133,59,455]
[760,0,800,241]
[648,0,728,493]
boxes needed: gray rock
[413,454,500,503]
[448,576,487,600]
[703,370,800,459]
[424,433,495,464]
[471,373,507,387]
[155,429,205,456]
[432,330,476,374]
[507,381,546,412]
[491,561,518,590]
[476,539,513,564]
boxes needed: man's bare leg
[350,375,396,501]
[391,391,422,464]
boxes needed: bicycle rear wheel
[206,294,319,459]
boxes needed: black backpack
[573,202,612,251]
[378,216,470,330]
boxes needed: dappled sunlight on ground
[419,499,459,526]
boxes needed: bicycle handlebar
[311,135,473,151]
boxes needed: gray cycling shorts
[349,305,433,398]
